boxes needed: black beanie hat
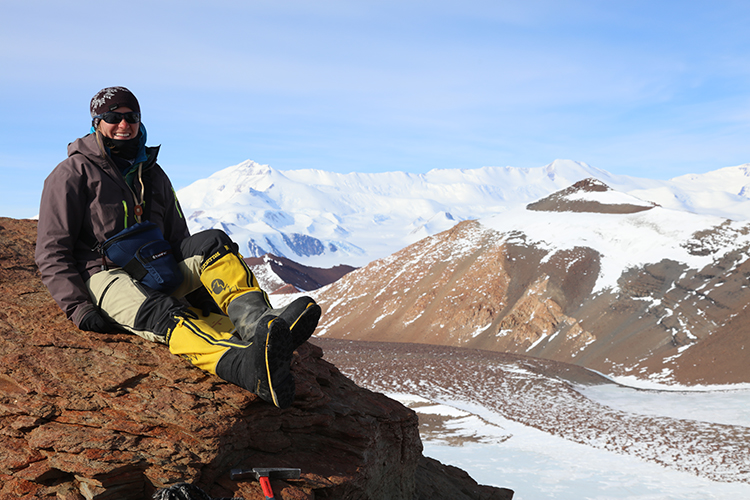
[90,86,141,117]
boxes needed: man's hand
[79,310,111,333]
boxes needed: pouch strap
[122,258,148,281]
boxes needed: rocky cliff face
[0,218,511,500]
[244,253,356,294]
[313,180,750,385]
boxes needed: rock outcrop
[0,218,512,499]
[526,178,657,214]
[244,254,356,294]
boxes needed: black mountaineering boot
[275,296,322,348]
[168,312,296,408]
[200,249,321,346]
[227,291,321,347]
[215,315,296,408]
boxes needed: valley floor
[312,338,750,500]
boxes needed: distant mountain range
[177,159,750,268]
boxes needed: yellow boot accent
[166,309,248,375]
[199,247,268,313]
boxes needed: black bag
[100,221,183,294]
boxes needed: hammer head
[230,467,301,481]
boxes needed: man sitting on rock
[35,86,320,409]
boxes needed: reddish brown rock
[0,218,510,499]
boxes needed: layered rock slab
[0,218,511,499]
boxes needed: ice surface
[388,389,750,500]
[575,384,750,427]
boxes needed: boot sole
[257,316,295,408]
[281,298,322,348]
[289,304,322,348]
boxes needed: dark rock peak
[244,253,356,292]
[569,177,610,192]
[526,177,657,214]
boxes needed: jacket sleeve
[35,162,96,326]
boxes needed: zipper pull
[92,242,108,271]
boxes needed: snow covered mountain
[309,178,750,385]
[176,159,750,268]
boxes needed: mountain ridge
[177,159,750,268]
[243,253,356,293]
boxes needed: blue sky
[3,0,750,218]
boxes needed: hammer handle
[259,475,275,500]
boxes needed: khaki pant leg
[170,255,204,299]
[86,269,165,343]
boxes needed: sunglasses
[94,111,141,124]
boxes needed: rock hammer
[230,467,301,500]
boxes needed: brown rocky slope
[312,180,750,385]
[0,218,512,500]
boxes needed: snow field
[389,392,750,500]
[317,340,750,498]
